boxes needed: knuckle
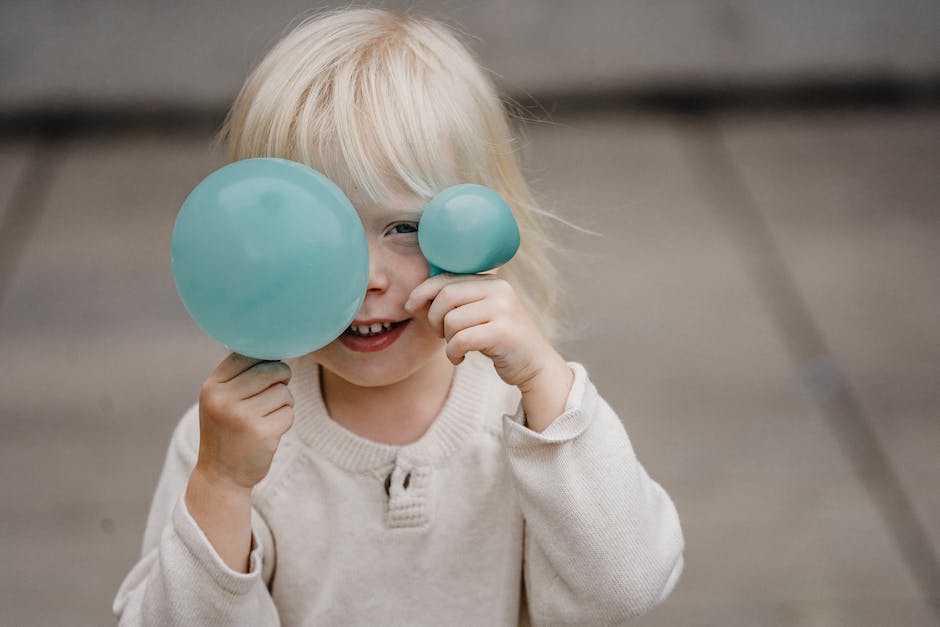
[198,380,216,403]
[213,400,234,423]
[494,279,512,293]
[498,286,516,305]
[428,299,445,319]
[267,411,293,438]
[494,285,514,303]
[450,331,468,353]
[437,283,456,302]
[232,404,252,426]
[442,309,458,334]
[200,390,227,418]
[247,421,267,441]
[278,407,295,430]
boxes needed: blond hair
[216,8,561,340]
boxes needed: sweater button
[384,471,412,496]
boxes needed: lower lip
[339,321,409,353]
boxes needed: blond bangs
[222,11,484,203]
[217,9,562,340]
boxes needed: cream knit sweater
[113,352,684,626]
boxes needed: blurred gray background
[1,1,939,625]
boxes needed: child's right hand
[194,353,295,491]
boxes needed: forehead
[314,134,459,222]
[345,185,427,222]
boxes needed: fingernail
[404,300,414,312]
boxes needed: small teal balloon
[171,158,369,360]
[418,184,520,275]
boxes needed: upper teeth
[350,322,392,336]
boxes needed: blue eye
[390,223,418,234]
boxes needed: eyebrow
[376,210,423,221]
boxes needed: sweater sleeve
[112,404,280,627]
[502,363,684,626]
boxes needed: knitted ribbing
[288,352,490,472]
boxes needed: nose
[366,240,390,294]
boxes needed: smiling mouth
[344,320,408,338]
[340,319,410,353]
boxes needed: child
[114,9,683,626]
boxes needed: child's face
[311,187,449,387]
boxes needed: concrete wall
[2,0,939,112]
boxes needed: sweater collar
[287,352,490,472]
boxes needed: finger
[441,299,493,342]
[405,273,492,313]
[427,282,494,338]
[404,273,453,313]
[446,322,497,366]
[264,405,295,437]
[229,361,292,400]
[211,353,270,384]
[243,382,294,417]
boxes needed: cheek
[389,248,430,293]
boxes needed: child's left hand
[405,274,573,431]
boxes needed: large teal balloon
[418,184,520,275]
[171,158,368,360]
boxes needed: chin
[313,336,446,389]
